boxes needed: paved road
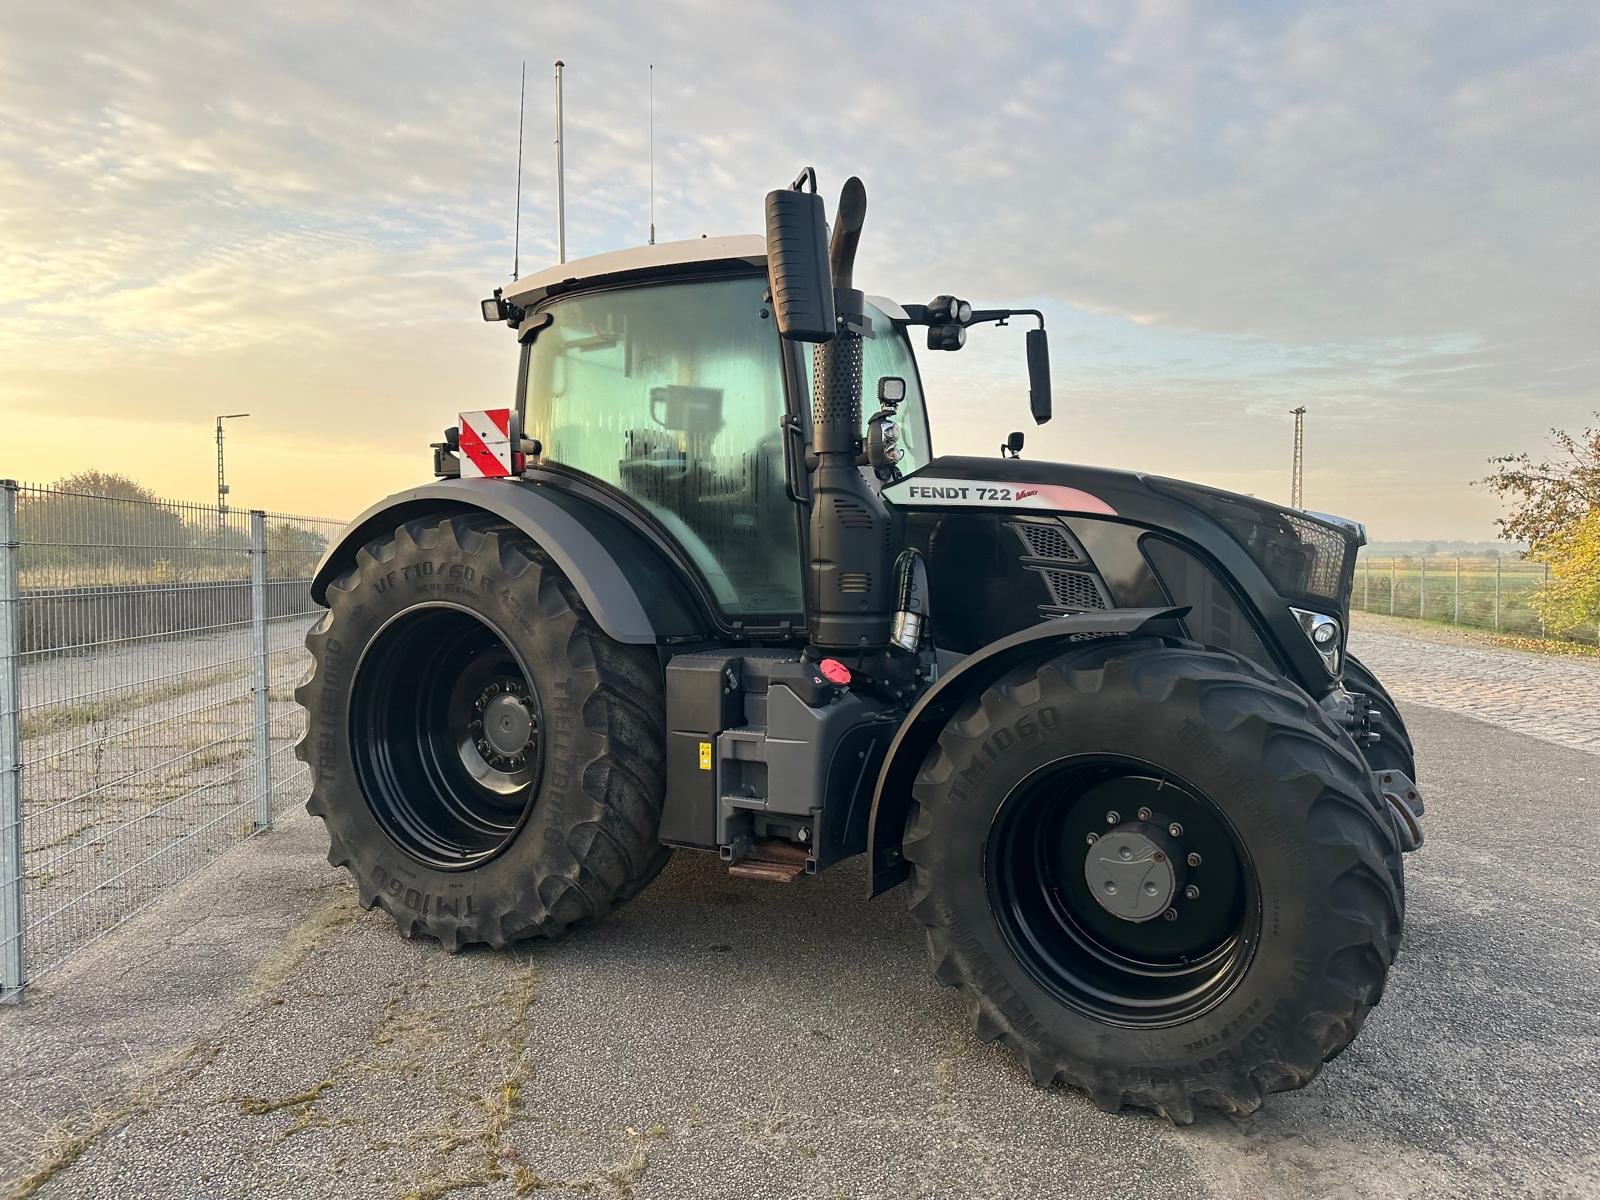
[2,631,1597,1199]
[1349,612,1600,755]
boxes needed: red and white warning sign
[458,409,515,478]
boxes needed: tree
[1528,511,1600,635]
[1482,416,1600,636]
[1480,415,1600,545]
[17,471,197,583]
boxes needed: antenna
[648,64,655,245]
[1290,406,1307,507]
[554,59,566,264]
[512,60,525,280]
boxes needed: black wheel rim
[350,605,543,870]
[986,756,1260,1027]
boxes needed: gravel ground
[1,629,1596,1199]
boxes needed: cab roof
[502,235,767,308]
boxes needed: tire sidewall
[914,647,1371,1078]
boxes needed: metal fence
[1354,555,1598,644]
[0,480,346,1000]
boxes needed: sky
[2,1,1595,539]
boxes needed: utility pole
[1289,406,1306,508]
[554,59,566,264]
[216,413,250,529]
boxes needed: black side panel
[661,652,744,848]
[1140,534,1280,674]
[865,607,1188,897]
[309,479,710,645]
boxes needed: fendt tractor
[297,169,1424,1121]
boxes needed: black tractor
[297,169,1423,1122]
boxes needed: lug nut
[1168,822,1184,838]
[1184,884,1200,900]
[1186,852,1202,868]
[1163,908,1178,921]
[1105,811,1120,825]
[1153,850,1166,863]
[1085,832,1099,845]
[1137,807,1152,821]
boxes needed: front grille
[1282,511,1348,599]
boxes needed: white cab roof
[503,235,767,307]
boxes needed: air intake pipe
[805,178,895,653]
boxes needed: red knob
[818,659,851,687]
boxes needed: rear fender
[309,479,710,645]
[866,606,1188,896]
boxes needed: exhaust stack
[765,169,896,653]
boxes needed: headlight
[1291,607,1342,675]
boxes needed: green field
[1353,556,1597,644]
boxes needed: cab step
[726,840,811,883]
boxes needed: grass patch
[20,663,252,739]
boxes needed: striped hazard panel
[458,409,514,478]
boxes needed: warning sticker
[458,409,514,478]
[698,741,713,771]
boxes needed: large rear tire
[295,514,669,949]
[904,638,1402,1122]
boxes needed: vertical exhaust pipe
[764,169,895,655]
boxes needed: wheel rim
[986,757,1260,1027]
[350,605,543,870]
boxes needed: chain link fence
[1354,554,1598,643]
[0,480,345,999]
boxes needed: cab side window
[521,276,802,617]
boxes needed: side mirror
[1026,327,1052,424]
[764,170,835,342]
[1003,431,1024,458]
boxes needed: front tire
[1344,653,1417,781]
[295,514,669,949]
[904,639,1402,1121]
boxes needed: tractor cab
[490,239,933,624]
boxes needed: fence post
[1454,558,1461,624]
[1494,558,1501,631]
[250,511,272,831]
[0,481,25,1002]
[1419,557,1427,619]
[1540,562,1549,637]
[1389,558,1396,615]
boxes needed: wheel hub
[1084,827,1175,922]
[480,689,535,759]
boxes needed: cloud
[0,0,1595,536]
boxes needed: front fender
[309,478,710,645]
[865,607,1188,896]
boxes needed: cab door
[519,272,804,624]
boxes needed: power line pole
[216,413,250,529]
[1289,406,1306,508]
